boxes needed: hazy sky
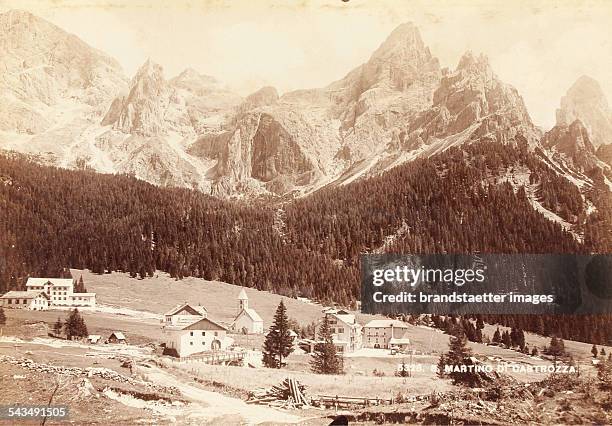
[1,0,611,129]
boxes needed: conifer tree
[53,317,63,336]
[502,330,511,347]
[592,344,599,358]
[596,354,612,389]
[444,330,478,386]
[476,316,484,330]
[492,327,501,344]
[64,309,88,340]
[310,315,343,374]
[548,336,565,356]
[437,353,447,378]
[396,359,410,377]
[262,300,294,368]
[75,275,87,293]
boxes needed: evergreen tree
[601,348,607,357]
[437,353,447,378]
[262,300,294,368]
[516,328,526,350]
[396,359,410,377]
[0,307,5,325]
[75,275,87,293]
[310,315,343,374]
[596,354,612,389]
[502,330,511,347]
[548,336,565,356]
[64,309,88,340]
[444,331,478,386]
[53,317,63,336]
[531,347,539,356]
[592,344,599,358]
[492,327,501,344]
[475,316,484,330]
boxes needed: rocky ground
[343,373,612,425]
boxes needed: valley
[1,270,610,424]
[1,5,612,425]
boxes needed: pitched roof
[364,319,410,329]
[235,308,263,323]
[327,311,356,325]
[26,278,73,287]
[180,317,228,331]
[164,303,207,317]
[237,288,248,300]
[1,290,48,300]
[109,332,126,340]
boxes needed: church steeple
[237,288,248,314]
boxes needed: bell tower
[237,288,248,315]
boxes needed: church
[230,289,264,334]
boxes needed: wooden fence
[313,394,394,409]
[170,350,245,365]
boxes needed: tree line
[0,137,610,344]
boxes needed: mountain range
[1,10,611,227]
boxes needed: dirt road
[142,365,303,424]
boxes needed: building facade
[0,291,49,310]
[230,289,264,334]
[162,317,232,358]
[363,319,411,349]
[25,278,96,308]
[316,308,362,353]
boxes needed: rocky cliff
[0,9,610,209]
[556,75,612,148]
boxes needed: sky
[1,0,611,129]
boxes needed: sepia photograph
[0,0,611,424]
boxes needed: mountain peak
[556,75,612,147]
[176,68,202,80]
[456,51,491,73]
[135,59,164,79]
[385,22,420,43]
[371,22,426,60]
[566,75,607,105]
[245,86,279,107]
[542,118,598,171]
[172,68,220,87]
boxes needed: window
[190,332,194,336]
[201,331,205,336]
[214,331,218,336]
[190,342,193,345]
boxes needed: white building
[316,308,362,353]
[25,278,96,308]
[363,319,411,349]
[162,317,232,358]
[0,291,49,310]
[230,289,263,334]
[163,303,208,326]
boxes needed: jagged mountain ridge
[0,9,610,218]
